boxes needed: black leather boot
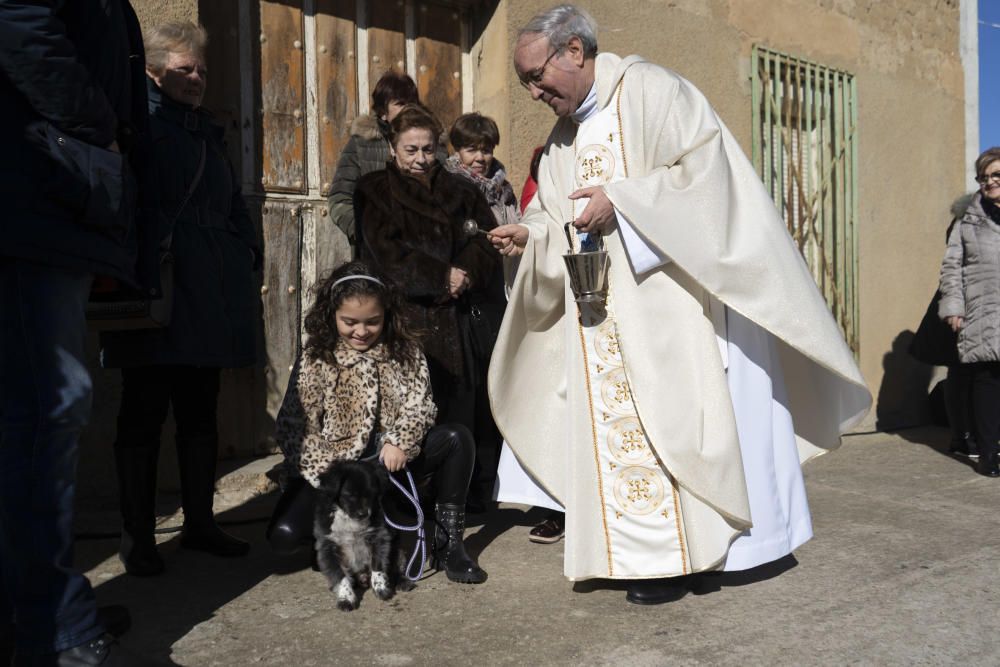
[176,435,249,557]
[625,574,702,605]
[432,503,487,583]
[977,448,999,477]
[115,445,165,576]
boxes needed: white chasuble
[490,53,871,583]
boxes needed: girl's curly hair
[303,261,419,365]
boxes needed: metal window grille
[751,45,859,354]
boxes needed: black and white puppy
[313,459,411,611]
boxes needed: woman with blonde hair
[101,21,260,575]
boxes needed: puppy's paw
[335,578,358,611]
[396,577,416,593]
[372,571,395,601]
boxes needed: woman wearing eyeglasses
[939,147,1000,477]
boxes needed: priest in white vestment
[488,5,871,605]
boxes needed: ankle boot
[432,503,487,583]
[114,445,165,576]
[176,434,249,557]
[977,447,1000,477]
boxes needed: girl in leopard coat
[273,261,487,583]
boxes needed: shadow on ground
[80,493,293,665]
[570,554,799,597]
[894,424,978,474]
[76,494,541,664]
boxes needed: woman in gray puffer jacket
[939,146,1000,477]
[327,71,419,245]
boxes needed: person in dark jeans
[0,0,151,663]
[101,22,261,577]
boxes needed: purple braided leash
[382,466,426,582]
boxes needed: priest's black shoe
[625,574,702,605]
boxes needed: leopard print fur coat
[274,339,437,487]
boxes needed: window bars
[751,45,859,354]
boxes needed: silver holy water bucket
[562,223,609,303]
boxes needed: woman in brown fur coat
[355,104,502,495]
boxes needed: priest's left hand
[569,186,616,235]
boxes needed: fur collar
[333,339,390,368]
[351,114,387,141]
[382,162,456,228]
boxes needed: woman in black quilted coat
[101,22,260,575]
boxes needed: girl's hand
[488,224,529,257]
[947,316,964,332]
[380,444,408,472]
[448,266,470,298]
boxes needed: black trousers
[115,365,221,447]
[969,362,1000,461]
[945,364,974,442]
[427,350,502,497]
[267,423,474,554]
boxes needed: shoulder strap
[161,140,207,251]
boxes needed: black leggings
[267,423,474,554]
[970,362,1000,461]
[404,423,475,505]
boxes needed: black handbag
[909,289,959,366]
[86,140,206,331]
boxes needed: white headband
[331,275,385,289]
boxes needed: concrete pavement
[74,426,1000,666]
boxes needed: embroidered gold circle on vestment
[606,417,654,465]
[600,367,634,416]
[612,466,665,515]
[575,144,616,188]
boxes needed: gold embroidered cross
[614,381,630,403]
[621,429,645,453]
[580,156,604,180]
[627,477,652,503]
[606,332,620,357]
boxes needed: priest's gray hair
[519,4,598,58]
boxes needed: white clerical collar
[571,83,598,124]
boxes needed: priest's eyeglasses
[978,171,1000,184]
[518,47,563,89]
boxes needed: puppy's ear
[318,462,344,501]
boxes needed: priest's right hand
[488,224,529,257]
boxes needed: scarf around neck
[443,154,517,209]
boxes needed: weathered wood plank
[260,1,307,193]
[258,200,302,424]
[415,2,462,132]
[367,0,406,100]
[199,1,243,173]
[316,0,358,197]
